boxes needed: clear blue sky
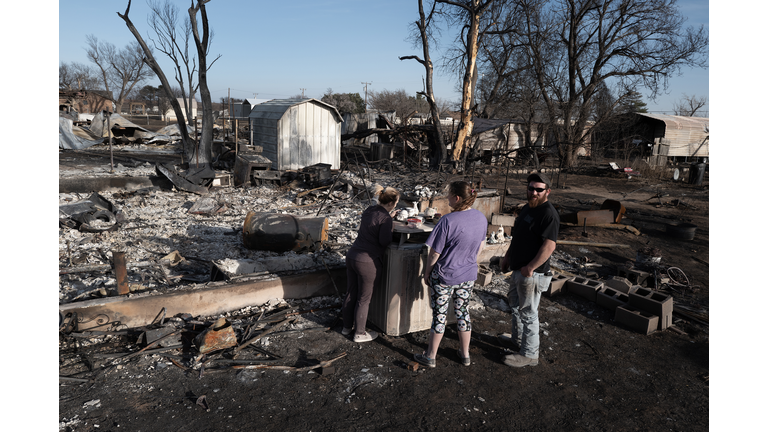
[56,0,709,114]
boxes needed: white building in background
[163,98,198,122]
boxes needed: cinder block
[491,213,516,227]
[629,288,673,330]
[545,273,572,297]
[476,266,493,286]
[596,287,629,312]
[566,276,604,302]
[617,266,650,286]
[615,305,659,335]
[604,276,632,294]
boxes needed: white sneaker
[353,330,378,343]
[341,327,353,336]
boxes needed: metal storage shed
[635,113,709,160]
[249,98,343,170]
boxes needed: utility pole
[361,81,371,112]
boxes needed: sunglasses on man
[527,186,548,193]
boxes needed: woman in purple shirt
[342,187,400,342]
[415,181,487,367]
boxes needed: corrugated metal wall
[640,114,709,158]
[473,123,544,152]
[250,99,341,170]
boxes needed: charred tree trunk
[454,13,480,166]
[118,0,192,159]
[188,0,215,166]
[399,0,447,170]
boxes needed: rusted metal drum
[243,211,328,253]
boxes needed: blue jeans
[508,270,552,359]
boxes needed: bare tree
[673,94,708,117]
[148,0,199,126]
[188,0,221,166]
[59,62,101,91]
[400,0,448,169]
[118,0,193,160]
[84,35,154,113]
[436,0,496,165]
[517,0,708,168]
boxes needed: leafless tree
[436,0,496,165]
[516,0,708,168]
[673,94,708,117]
[147,0,199,126]
[84,35,154,113]
[118,0,193,161]
[188,0,221,166]
[59,62,101,91]
[399,0,448,169]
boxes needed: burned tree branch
[118,0,193,159]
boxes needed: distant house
[164,98,198,122]
[249,98,343,170]
[469,118,553,163]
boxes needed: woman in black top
[341,187,400,342]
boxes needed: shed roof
[635,113,709,157]
[635,113,708,131]
[249,98,343,123]
[243,98,271,106]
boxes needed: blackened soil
[59,169,709,432]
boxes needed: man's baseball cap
[527,172,551,188]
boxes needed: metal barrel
[242,211,328,253]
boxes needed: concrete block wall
[596,287,629,312]
[629,288,674,330]
[545,273,571,297]
[566,276,604,302]
[615,305,659,335]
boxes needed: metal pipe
[107,111,114,173]
[112,250,129,295]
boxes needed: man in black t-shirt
[500,173,559,367]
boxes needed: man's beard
[528,193,547,208]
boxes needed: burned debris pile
[59,297,349,385]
